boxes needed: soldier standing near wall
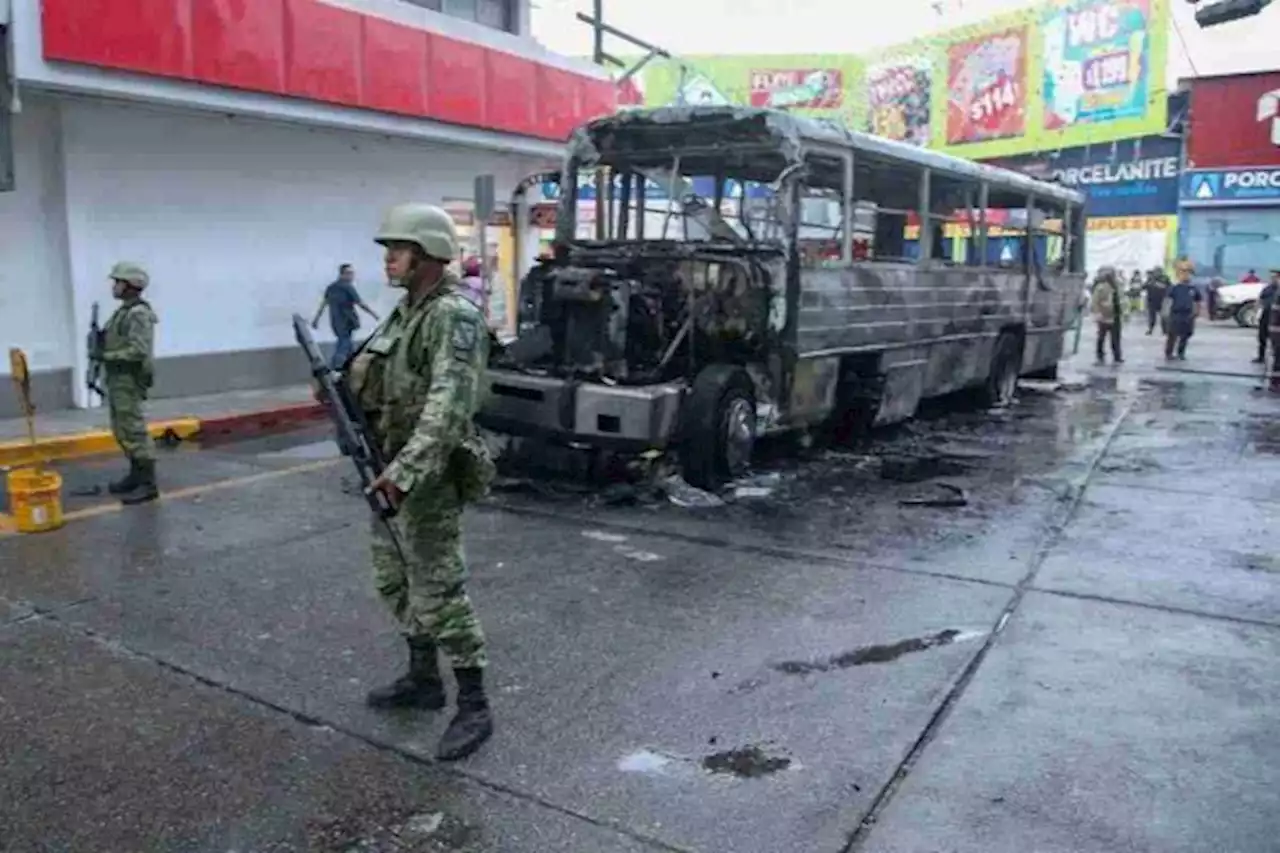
[347,203,497,762]
[98,262,160,505]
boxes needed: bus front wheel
[680,365,756,491]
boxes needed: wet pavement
[2,321,1278,852]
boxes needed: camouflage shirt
[103,298,157,379]
[350,271,489,494]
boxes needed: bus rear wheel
[679,365,756,491]
[981,332,1022,408]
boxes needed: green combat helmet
[374,203,459,262]
[109,261,150,290]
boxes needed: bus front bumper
[477,369,686,450]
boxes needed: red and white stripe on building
[0,0,616,413]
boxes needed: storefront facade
[0,0,613,415]
[1180,71,1280,282]
[988,125,1183,277]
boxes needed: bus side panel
[1022,271,1086,374]
[795,264,1031,399]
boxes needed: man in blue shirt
[312,263,378,369]
[1164,259,1203,361]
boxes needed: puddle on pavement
[1233,552,1280,574]
[773,629,975,675]
[701,745,792,778]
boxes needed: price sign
[969,78,1020,128]
[1083,51,1131,91]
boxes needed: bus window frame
[796,145,855,267]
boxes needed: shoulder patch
[450,316,480,360]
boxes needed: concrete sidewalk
[0,384,321,467]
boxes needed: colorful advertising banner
[643,54,865,125]
[1042,0,1152,131]
[616,0,1168,160]
[945,26,1030,145]
[865,55,933,147]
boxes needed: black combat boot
[120,459,159,505]
[436,667,494,762]
[366,636,446,710]
[108,460,140,495]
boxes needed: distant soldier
[1254,269,1278,366]
[99,262,159,504]
[1090,266,1125,365]
[1264,269,1280,388]
[1143,265,1170,336]
[347,203,496,762]
[1165,259,1203,361]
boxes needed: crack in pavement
[11,603,695,853]
[841,394,1139,852]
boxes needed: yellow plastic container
[6,467,64,533]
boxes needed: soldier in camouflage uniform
[99,262,160,505]
[347,203,496,762]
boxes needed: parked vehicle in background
[1216,281,1266,327]
[481,106,1088,488]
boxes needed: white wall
[57,98,552,379]
[0,96,75,378]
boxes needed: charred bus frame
[482,107,1087,488]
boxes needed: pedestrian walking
[98,262,160,505]
[1090,266,1125,364]
[1143,265,1170,335]
[311,263,378,370]
[1127,270,1144,316]
[1164,259,1203,361]
[348,203,497,762]
[1254,270,1278,365]
[458,256,485,310]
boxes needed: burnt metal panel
[792,263,1078,398]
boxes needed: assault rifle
[292,314,406,563]
[86,302,105,399]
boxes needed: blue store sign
[991,135,1181,217]
[1180,167,1280,207]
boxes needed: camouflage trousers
[106,373,154,463]
[371,481,487,669]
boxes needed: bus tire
[680,365,756,491]
[981,332,1022,408]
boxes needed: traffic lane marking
[0,459,342,538]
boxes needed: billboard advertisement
[1187,71,1280,169]
[1041,0,1153,131]
[945,26,1030,145]
[620,0,1168,160]
[864,51,934,147]
[643,54,865,124]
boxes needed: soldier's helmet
[109,261,150,290]
[374,204,458,262]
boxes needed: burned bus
[480,106,1087,489]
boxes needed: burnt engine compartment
[495,243,783,386]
